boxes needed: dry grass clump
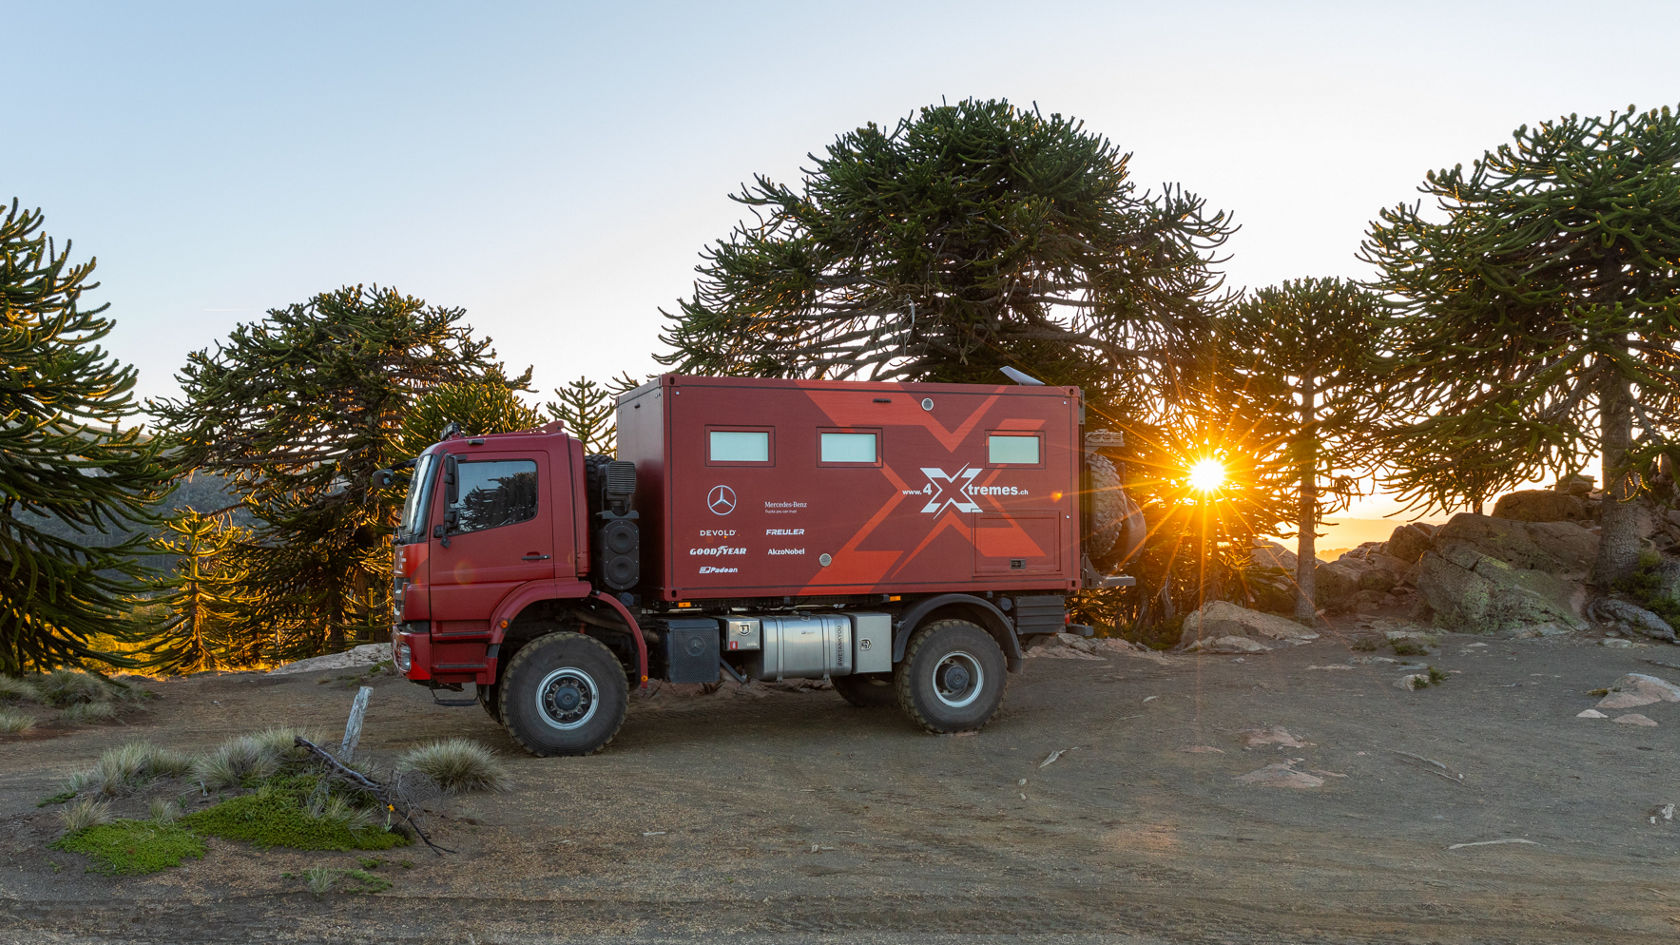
[396,739,509,795]
[58,797,114,833]
[61,702,119,725]
[36,670,125,707]
[0,707,36,734]
[68,741,194,798]
[0,675,41,704]
[191,728,315,789]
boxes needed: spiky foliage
[150,286,528,658]
[1363,104,1680,585]
[133,509,259,672]
[396,738,508,794]
[0,199,166,674]
[1223,279,1386,622]
[544,374,640,455]
[659,98,1233,415]
[396,381,541,461]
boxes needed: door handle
[522,553,551,561]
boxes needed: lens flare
[1187,458,1226,493]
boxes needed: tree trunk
[1294,378,1319,625]
[1594,367,1642,587]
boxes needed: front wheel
[895,619,1007,733]
[499,632,628,756]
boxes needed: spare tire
[1087,454,1146,572]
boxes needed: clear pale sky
[6,1,1674,514]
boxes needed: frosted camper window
[819,431,878,465]
[709,430,770,463]
[988,433,1041,465]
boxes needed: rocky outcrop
[1491,489,1589,523]
[1416,516,1589,635]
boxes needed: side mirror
[372,469,394,489]
[443,455,459,505]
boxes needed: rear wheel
[832,672,896,708]
[499,632,628,756]
[895,619,1007,733]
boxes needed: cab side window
[450,460,538,533]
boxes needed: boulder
[1178,601,1318,653]
[1586,599,1677,643]
[1491,490,1588,522]
[1385,523,1436,565]
[1602,673,1680,706]
[1240,572,1298,615]
[1247,541,1298,573]
[1432,513,1596,577]
[1556,474,1595,497]
[1313,561,1363,607]
[1417,539,1587,635]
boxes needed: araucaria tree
[658,98,1234,409]
[134,509,257,673]
[1363,105,1680,586]
[152,286,525,657]
[0,199,163,673]
[1224,279,1384,622]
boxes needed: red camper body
[617,375,1083,601]
[387,374,1142,756]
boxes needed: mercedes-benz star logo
[707,485,737,516]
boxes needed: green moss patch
[182,780,407,852]
[53,820,205,875]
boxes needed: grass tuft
[303,866,391,897]
[192,733,289,789]
[396,739,509,795]
[36,670,134,707]
[0,676,41,704]
[148,797,183,822]
[61,702,119,725]
[58,798,113,833]
[0,707,37,734]
[77,741,194,797]
[53,819,205,874]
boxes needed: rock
[1576,709,1608,718]
[1418,542,1587,635]
[1602,673,1680,705]
[1184,635,1272,655]
[267,643,390,676]
[1385,522,1437,565]
[1491,490,1588,522]
[1556,474,1595,497]
[1241,573,1298,615]
[1248,541,1298,573]
[1396,673,1431,690]
[1432,513,1597,576]
[1314,561,1363,607]
[1367,552,1414,585]
[1586,599,1677,642]
[1650,558,1680,603]
[1178,601,1318,652]
[1614,713,1659,727]
[1239,726,1310,749]
[1236,764,1324,789]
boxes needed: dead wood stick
[294,736,455,856]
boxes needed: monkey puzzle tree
[151,286,526,657]
[658,98,1234,414]
[0,199,164,674]
[134,509,258,673]
[1362,104,1680,586]
[1222,279,1385,622]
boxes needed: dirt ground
[3,624,1679,945]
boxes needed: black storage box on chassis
[663,617,721,683]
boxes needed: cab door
[427,452,556,636]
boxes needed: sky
[6,0,1676,518]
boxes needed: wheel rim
[535,667,599,730]
[930,650,984,709]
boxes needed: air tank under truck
[386,375,1143,756]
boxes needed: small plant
[61,701,118,725]
[74,741,194,798]
[54,819,205,875]
[1349,635,1382,652]
[182,778,408,852]
[1390,639,1430,657]
[0,675,41,704]
[305,865,338,897]
[192,733,287,789]
[148,797,183,823]
[0,707,37,734]
[1426,665,1449,685]
[36,670,140,708]
[396,739,509,795]
[303,866,391,897]
[37,788,77,807]
[57,798,113,833]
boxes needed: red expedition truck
[385,374,1143,755]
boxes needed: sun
[1187,458,1226,494]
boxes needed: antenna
[1000,366,1045,386]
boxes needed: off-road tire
[498,631,628,756]
[832,672,897,708]
[895,619,1007,733]
[1087,453,1145,572]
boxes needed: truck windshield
[396,452,437,544]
